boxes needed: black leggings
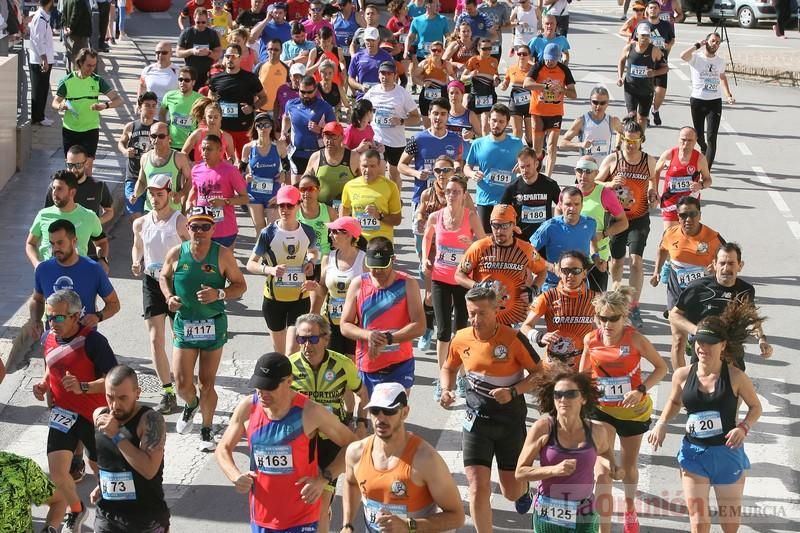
[690,97,722,168]
[476,204,493,234]
[775,0,791,34]
[431,280,468,342]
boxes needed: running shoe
[199,427,217,452]
[157,392,179,414]
[456,375,468,399]
[629,306,644,329]
[514,486,534,514]
[624,510,640,533]
[652,110,662,126]
[432,379,442,402]
[69,456,85,482]
[417,329,433,351]
[176,397,200,435]
[62,501,86,533]
[41,527,58,533]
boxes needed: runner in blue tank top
[242,113,288,237]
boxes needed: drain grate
[137,372,164,394]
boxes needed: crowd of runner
[0,0,777,531]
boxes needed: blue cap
[543,43,561,61]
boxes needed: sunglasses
[575,168,594,175]
[66,161,86,169]
[633,8,645,12]
[553,389,581,400]
[678,211,700,219]
[155,50,170,55]
[195,20,208,24]
[591,100,608,106]
[560,267,584,276]
[255,122,272,129]
[299,186,319,192]
[433,167,454,175]
[299,89,316,94]
[150,133,168,139]
[189,222,213,232]
[296,335,322,344]
[490,222,512,230]
[597,314,622,323]
[431,48,443,53]
[330,228,350,235]
[517,51,530,56]
[622,137,642,144]
[480,47,492,51]
[368,406,399,417]
[278,203,296,209]
[46,313,70,323]
[178,77,193,82]
[224,54,240,59]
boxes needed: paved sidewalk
[0,10,176,370]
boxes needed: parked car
[682,0,797,28]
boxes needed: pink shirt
[431,208,473,285]
[343,124,374,151]
[191,161,247,238]
[302,18,334,41]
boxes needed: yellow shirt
[341,176,401,241]
[210,10,232,48]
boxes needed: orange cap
[490,204,517,224]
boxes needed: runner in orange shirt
[521,250,597,369]
[522,43,576,177]
[463,38,501,135]
[455,204,547,326]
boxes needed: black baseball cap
[365,241,394,268]
[248,352,292,390]
[694,327,724,345]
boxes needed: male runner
[456,204,547,326]
[91,365,170,533]
[160,66,202,151]
[632,1,674,126]
[282,75,337,181]
[46,145,115,229]
[159,206,247,450]
[216,352,356,532]
[440,285,542,531]
[617,24,667,132]
[119,92,159,218]
[340,150,403,242]
[33,288,118,533]
[177,8,223,90]
[500,146,561,242]
[341,382,465,533]
[132,174,190,413]
[130,121,194,212]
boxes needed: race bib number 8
[99,470,137,501]
[686,410,723,439]
[363,499,407,532]
[598,376,631,403]
[253,444,294,474]
[535,495,578,528]
[183,319,216,341]
[49,407,78,433]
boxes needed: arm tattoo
[141,410,166,451]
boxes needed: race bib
[535,495,579,528]
[659,11,672,21]
[328,296,345,321]
[630,64,649,78]
[702,77,719,93]
[435,245,464,267]
[381,329,399,353]
[541,84,560,103]
[145,262,163,278]
[331,199,342,211]
[475,95,493,108]
[521,205,546,223]
[686,410,723,439]
[49,407,78,433]
[183,319,216,341]
[99,470,137,501]
[399,33,408,44]
[512,90,531,106]
[251,177,274,194]
[374,110,394,128]
[253,444,294,474]
[210,206,224,222]
[669,176,693,193]
[463,408,477,432]
[491,42,500,55]
[173,113,192,127]
[590,139,609,155]
[363,499,407,532]
[357,212,381,231]
[219,101,239,118]
[675,265,704,288]
[423,86,442,100]
[598,376,631,403]
[488,168,512,185]
[651,36,665,49]
[276,266,305,288]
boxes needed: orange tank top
[423,59,449,84]
[611,150,651,220]
[355,434,436,532]
[584,326,644,407]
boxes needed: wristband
[509,386,518,399]
[737,421,750,435]
[342,524,355,532]
[695,42,701,50]
[111,433,126,445]
[535,330,547,348]
[385,331,393,346]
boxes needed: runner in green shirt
[26,171,107,268]
[160,66,203,151]
[0,451,64,533]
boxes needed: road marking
[752,166,771,184]
[768,191,790,214]
[721,120,736,134]
[788,221,800,240]
[737,142,752,156]
[668,62,689,81]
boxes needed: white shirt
[364,83,419,148]
[140,63,180,103]
[545,0,569,17]
[28,7,55,65]
[687,51,726,100]
[512,5,539,47]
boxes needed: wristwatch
[407,517,417,533]
[80,382,90,394]
[321,469,334,483]
[384,331,393,345]
[217,289,226,301]
[637,384,647,394]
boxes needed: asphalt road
[1,3,799,532]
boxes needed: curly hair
[190,96,221,125]
[534,364,601,419]
[697,301,765,364]
[592,286,636,318]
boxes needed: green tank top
[316,149,355,208]
[582,184,611,261]
[142,150,182,211]
[173,241,226,319]
[297,203,332,255]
